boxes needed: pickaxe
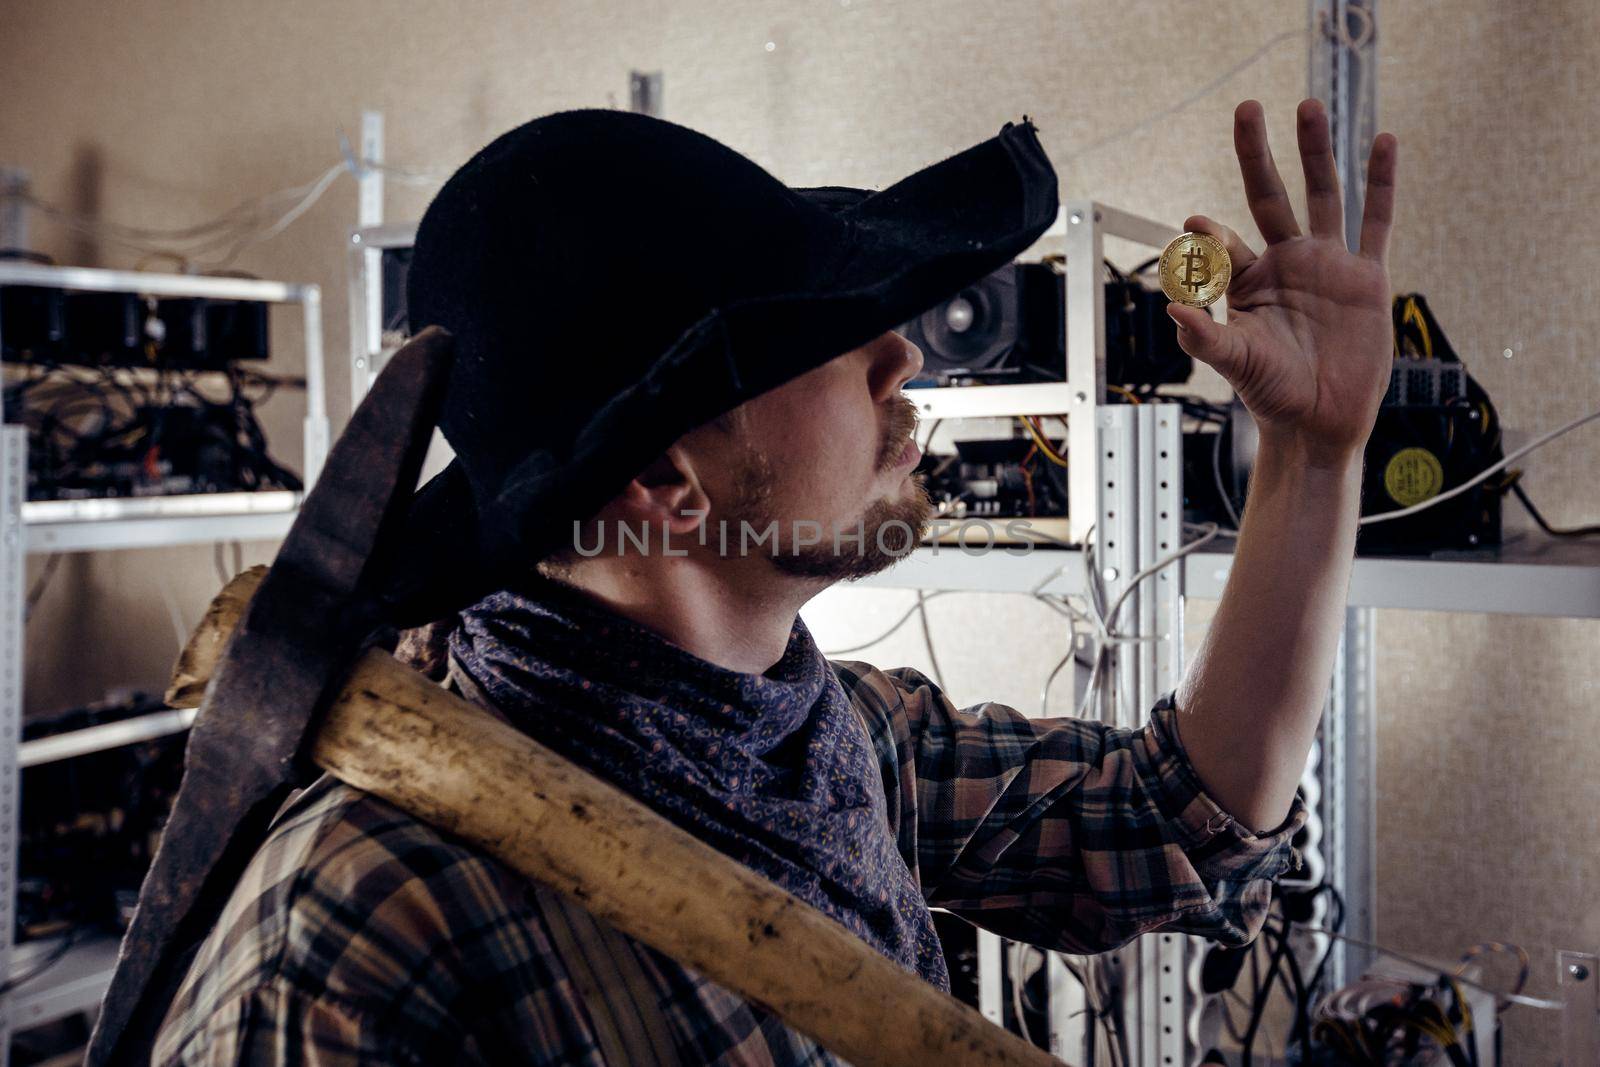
[85,328,1067,1067]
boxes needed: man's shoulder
[156,775,553,1058]
[829,658,941,729]
[241,773,545,973]
[827,658,942,781]
[279,774,521,897]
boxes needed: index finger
[1359,132,1399,262]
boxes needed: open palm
[1168,100,1399,464]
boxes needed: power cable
[19,134,449,268]
[1073,523,1223,721]
[1506,478,1600,538]
[1211,423,1243,530]
[820,591,956,656]
[1300,927,1562,1011]
[24,552,63,623]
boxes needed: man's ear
[614,444,708,536]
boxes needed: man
[152,98,1396,1064]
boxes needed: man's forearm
[1173,430,1363,832]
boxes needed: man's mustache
[878,396,921,471]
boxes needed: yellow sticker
[1384,447,1445,507]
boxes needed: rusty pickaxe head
[86,327,455,1065]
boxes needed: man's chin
[765,484,934,582]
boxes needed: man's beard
[768,477,934,581]
[724,403,934,582]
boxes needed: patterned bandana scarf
[448,575,950,990]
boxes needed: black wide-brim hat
[386,109,1058,624]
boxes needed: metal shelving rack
[858,536,1600,621]
[0,264,329,1058]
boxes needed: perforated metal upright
[1311,607,1377,988]
[968,202,1184,1060]
[0,428,24,1066]
[1310,0,1379,255]
[1090,404,1202,1067]
[1305,0,1381,1000]
[1056,199,1208,1065]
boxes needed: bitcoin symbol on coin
[1159,231,1231,308]
[1181,247,1211,295]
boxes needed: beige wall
[3,1,1596,1060]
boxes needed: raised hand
[1168,99,1398,467]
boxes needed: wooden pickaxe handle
[169,568,1067,1067]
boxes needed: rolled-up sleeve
[832,661,1305,955]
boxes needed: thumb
[1167,303,1241,379]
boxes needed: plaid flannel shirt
[152,660,1304,1066]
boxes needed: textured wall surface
[3,1,1596,1061]
[1371,3,1600,1061]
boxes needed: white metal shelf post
[0,428,24,1062]
[1321,607,1377,987]
[348,223,418,410]
[1306,0,1381,995]
[1310,0,1379,257]
[1063,201,1206,1065]
[1089,403,1206,1066]
[974,411,1200,1065]
[968,201,1183,1058]
[1063,203,1104,548]
[300,285,329,490]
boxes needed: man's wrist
[1256,424,1366,477]
[1245,425,1365,521]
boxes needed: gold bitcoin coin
[1159,231,1232,308]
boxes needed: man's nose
[868,331,923,401]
